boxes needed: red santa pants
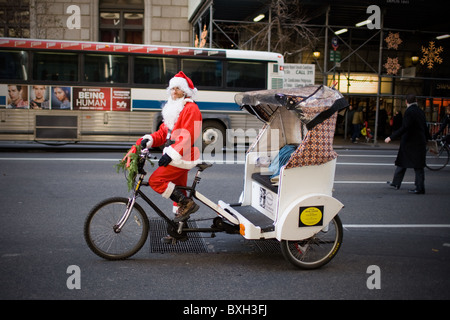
[148,165,189,199]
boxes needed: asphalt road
[0,148,449,303]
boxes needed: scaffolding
[190,1,450,144]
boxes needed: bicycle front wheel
[280,215,343,270]
[84,197,149,260]
[426,145,449,171]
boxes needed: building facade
[1,0,192,46]
[1,0,448,141]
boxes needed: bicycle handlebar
[137,148,149,174]
[140,147,150,157]
[137,148,158,174]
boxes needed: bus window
[226,61,266,89]
[84,54,128,83]
[0,51,28,80]
[181,59,222,87]
[33,52,78,82]
[134,56,177,85]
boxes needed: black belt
[165,140,175,147]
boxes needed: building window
[0,0,30,38]
[99,0,144,44]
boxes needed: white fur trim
[170,158,202,170]
[162,182,176,199]
[163,146,201,170]
[168,77,197,98]
[163,146,182,162]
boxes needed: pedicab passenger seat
[250,172,278,193]
[250,144,296,194]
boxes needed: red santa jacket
[138,99,202,169]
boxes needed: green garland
[115,144,153,191]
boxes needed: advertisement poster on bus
[51,86,72,110]
[72,87,111,111]
[0,84,29,109]
[112,88,131,111]
[30,85,50,109]
[0,85,6,107]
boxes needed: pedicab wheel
[84,197,149,260]
[280,215,343,270]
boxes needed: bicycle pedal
[177,221,185,234]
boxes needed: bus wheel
[202,120,225,151]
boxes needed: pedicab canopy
[235,85,348,168]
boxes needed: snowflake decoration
[385,32,402,50]
[384,57,401,75]
[420,41,443,69]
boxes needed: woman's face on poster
[54,87,67,101]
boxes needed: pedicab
[84,85,348,269]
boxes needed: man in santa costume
[137,71,202,223]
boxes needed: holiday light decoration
[385,32,402,50]
[420,41,443,69]
[384,57,401,75]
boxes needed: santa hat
[168,71,198,99]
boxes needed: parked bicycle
[426,137,449,171]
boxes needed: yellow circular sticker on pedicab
[299,206,323,227]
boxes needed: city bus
[0,38,284,150]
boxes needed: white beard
[162,97,185,130]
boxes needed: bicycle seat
[196,162,213,171]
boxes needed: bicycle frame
[114,151,239,239]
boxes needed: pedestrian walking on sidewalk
[351,106,363,143]
[385,94,429,194]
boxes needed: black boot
[169,189,199,222]
[169,189,187,203]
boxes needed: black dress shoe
[387,182,400,190]
[408,189,425,194]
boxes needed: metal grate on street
[148,218,282,254]
[251,239,281,254]
[148,218,209,253]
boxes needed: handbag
[360,127,367,136]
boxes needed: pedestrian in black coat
[384,94,429,194]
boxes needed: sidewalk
[0,140,132,152]
[333,135,399,150]
[0,136,400,152]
